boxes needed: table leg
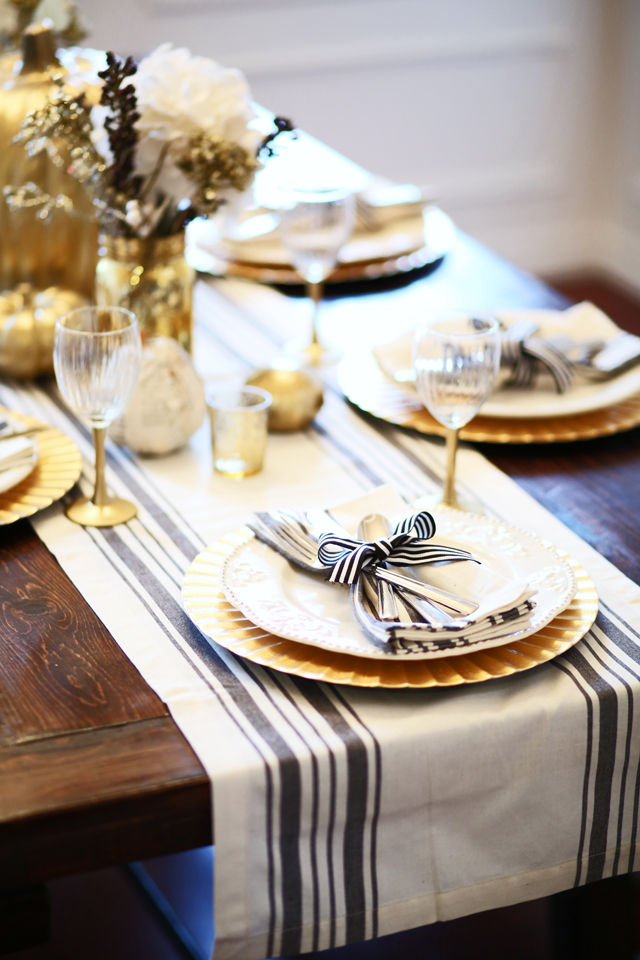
[0,884,49,955]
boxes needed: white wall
[79,0,640,291]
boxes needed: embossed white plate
[219,507,578,660]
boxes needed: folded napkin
[0,435,36,472]
[249,485,537,657]
[355,182,430,230]
[353,561,536,655]
[373,301,640,398]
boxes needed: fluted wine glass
[53,306,142,527]
[413,312,500,510]
[278,186,355,365]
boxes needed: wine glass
[53,306,142,527]
[278,186,355,365]
[413,311,500,510]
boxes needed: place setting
[339,300,640,443]
[182,482,597,688]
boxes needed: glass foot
[66,496,137,527]
[413,492,487,516]
[284,337,340,367]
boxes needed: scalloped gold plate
[182,527,598,688]
[0,408,83,525]
[338,352,640,444]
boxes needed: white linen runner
[2,276,640,960]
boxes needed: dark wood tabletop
[1,230,639,901]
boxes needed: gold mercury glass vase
[96,232,194,354]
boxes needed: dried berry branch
[98,52,141,199]
[258,116,296,159]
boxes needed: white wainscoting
[79,0,639,289]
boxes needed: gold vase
[96,232,194,354]
[0,23,102,298]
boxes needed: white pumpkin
[110,337,205,455]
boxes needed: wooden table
[1,231,639,953]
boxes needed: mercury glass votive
[207,386,272,478]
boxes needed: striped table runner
[2,277,640,960]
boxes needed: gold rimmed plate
[188,207,454,285]
[0,408,83,525]
[338,352,640,444]
[182,528,598,688]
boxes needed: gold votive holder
[207,386,272,478]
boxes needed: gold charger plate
[0,408,83,525]
[182,527,598,689]
[189,207,454,285]
[338,352,640,443]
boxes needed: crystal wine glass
[413,312,500,510]
[53,306,142,527]
[278,186,355,365]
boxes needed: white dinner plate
[374,305,640,420]
[220,508,577,660]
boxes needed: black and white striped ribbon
[317,510,475,584]
[501,328,573,393]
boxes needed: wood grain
[0,717,211,891]
[486,430,640,585]
[0,520,168,745]
[0,521,211,889]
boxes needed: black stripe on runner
[358,416,444,488]
[239,664,321,956]
[310,422,386,489]
[294,679,369,945]
[553,658,594,886]
[560,645,618,883]
[82,522,279,954]
[97,526,306,953]
[585,632,635,877]
[593,607,640,873]
[332,688,382,940]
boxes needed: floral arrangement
[4,43,294,237]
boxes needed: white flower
[132,44,262,204]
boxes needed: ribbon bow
[317,510,475,584]
[501,319,572,394]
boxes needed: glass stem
[442,427,460,508]
[92,427,110,507]
[307,280,324,346]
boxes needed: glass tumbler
[207,386,272,478]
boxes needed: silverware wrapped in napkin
[374,302,640,397]
[248,486,537,655]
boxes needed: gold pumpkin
[0,22,103,298]
[0,283,88,378]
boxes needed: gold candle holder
[207,386,271,479]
